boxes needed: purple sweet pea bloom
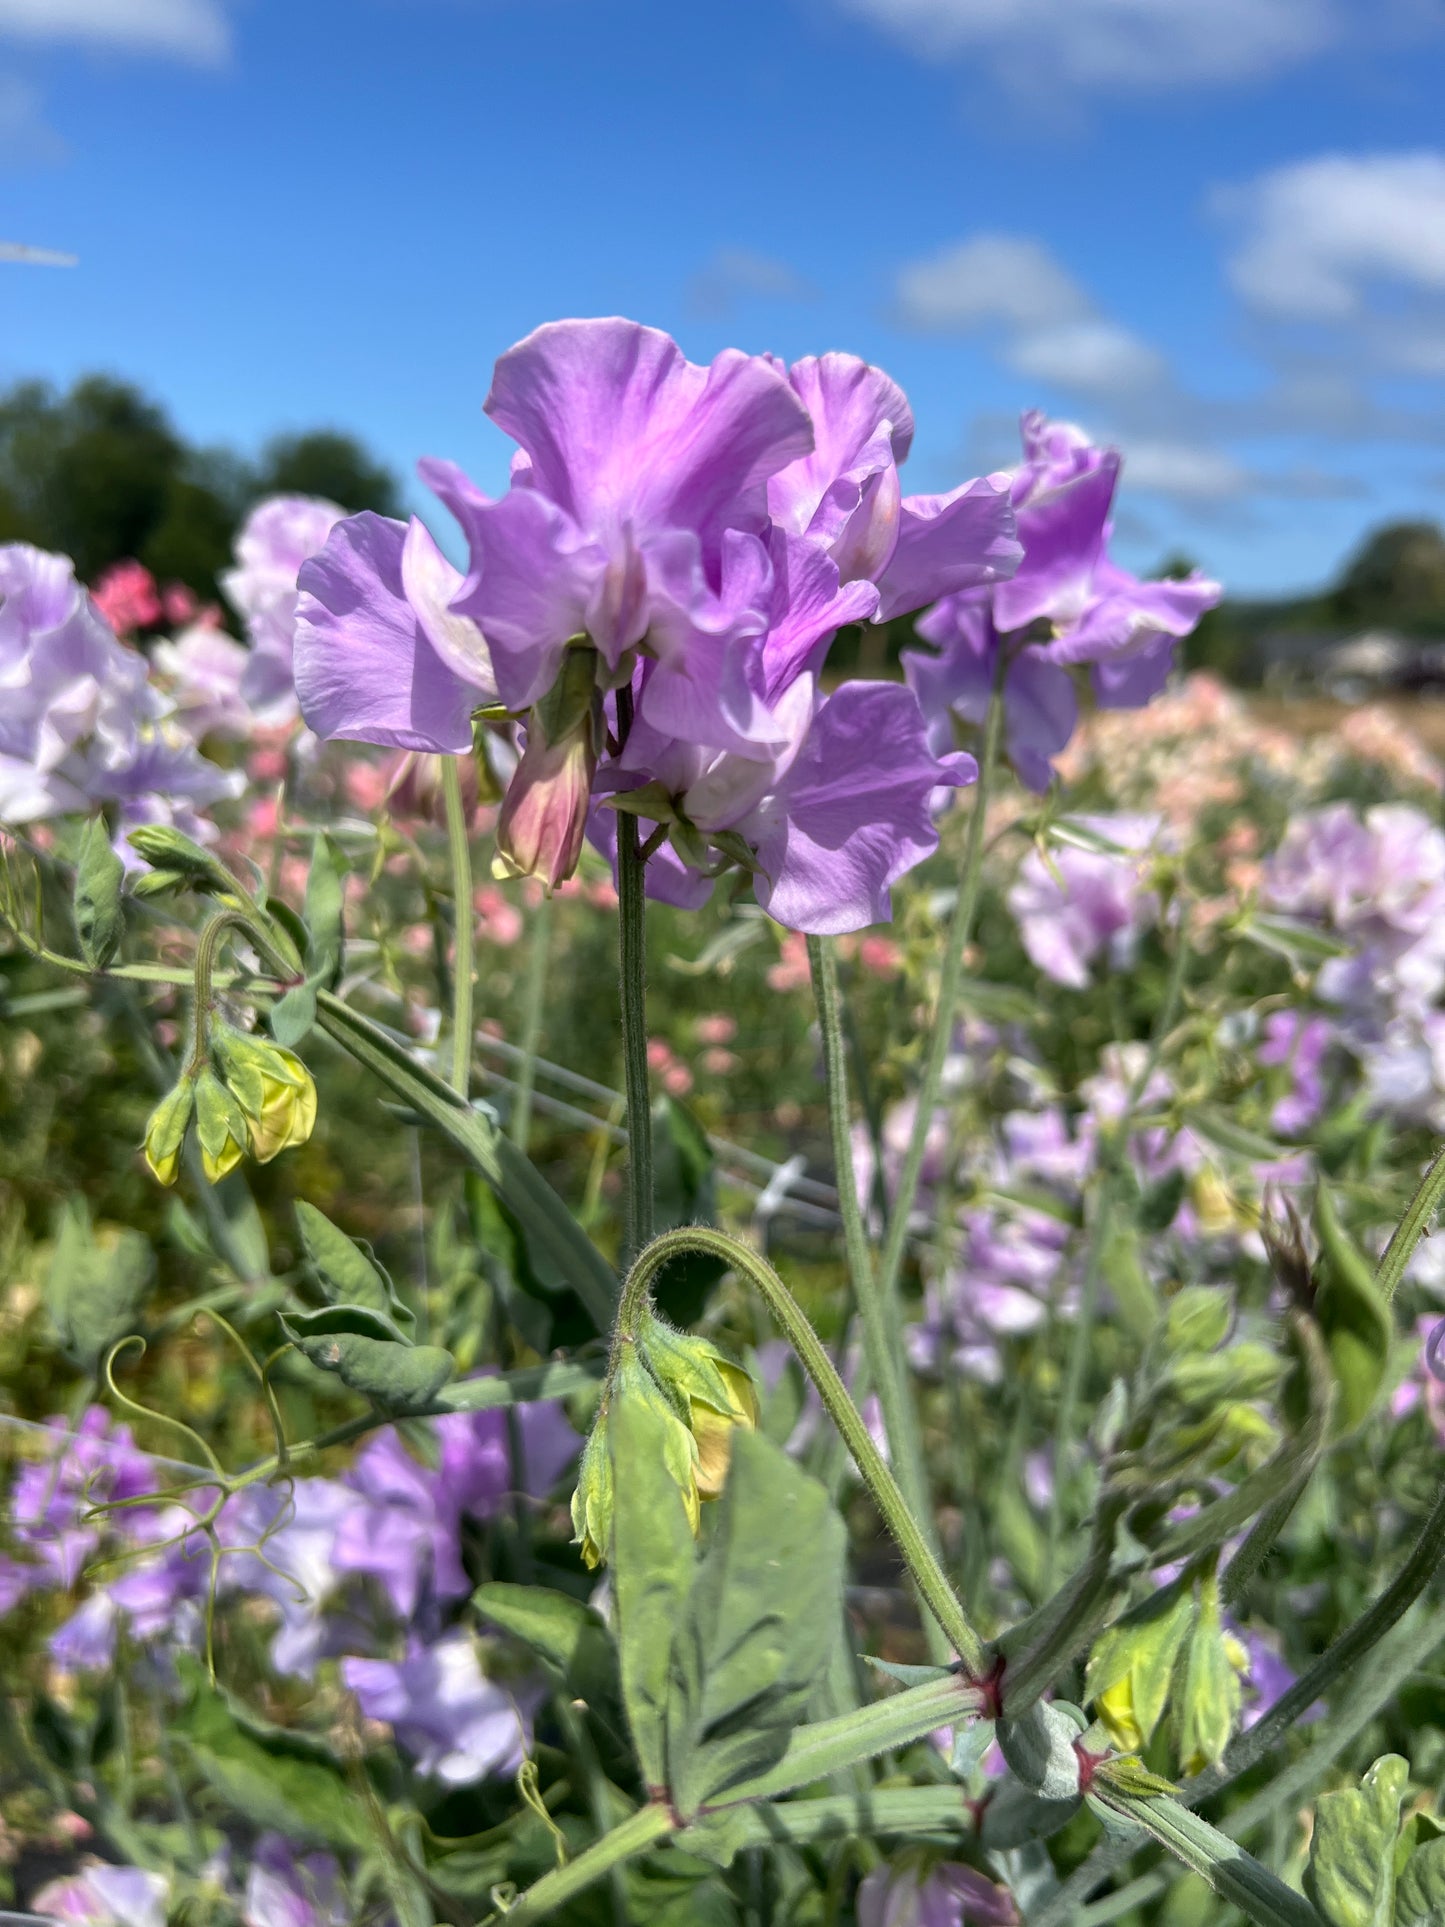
[332,1431,468,1619]
[1258,1010,1334,1135]
[445,317,814,710]
[766,353,1020,620]
[8,1408,157,1594]
[50,1592,119,1673]
[343,1632,530,1784]
[436,1397,581,1516]
[295,512,494,754]
[223,495,347,724]
[152,625,252,742]
[601,670,975,933]
[1007,815,1163,987]
[857,1859,1019,1927]
[32,1865,169,1927]
[243,1836,349,1927]
[217,1476,355,1678]
[905,415,1220,788]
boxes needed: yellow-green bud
[211,1023,318,1164]
[142,1078,195,1187]
[1086,1581,1196,1757]
[193,1068,248,1184]
[570,1355,700,1569]
[640,1320,760,1499]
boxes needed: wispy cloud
[0,73,66,163]
[0,0,231,64]
[829,0,1343,93]
[687,246,818,318]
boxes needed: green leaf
[609,1391,697,1787]
[315,992,618,1332]
[1138,1167,1188,1235]
[1396,1833,1445,1926]
[665,1427,846,1818]
[283,1316,456,1411]
[472,1582,617,1704]
[1166,1286,1232,1355]
[270,978,319,1047]
[282,1303,417,1347]
[175,1671,370,1850]
[997,1700,1085,1802]
[1090,1783,1321,1927]
[1313,1184,1393,1433]
[1304,1754,1409,1927]
[979,1778,1082,1849]
[72,815,125,968]
[46,1202,153,1371]
[294,1201,414,1331]
[305,832,345,987]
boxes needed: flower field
[3,321,1445,1926]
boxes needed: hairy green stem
[498,1800,673,1925]
[441,756,474,1099]
[510,894,553,1151]
[615,686,653,1258]
[1375,1139,1445,1302]
[619,1226,985,1675]
[873,667,1006,1328]
[807,935,944,1659]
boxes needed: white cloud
[1225,152,1445,320]
[687,247,817,317]
[894,234,1090,333]
[1007,320,1167,394]
[0,72,65,161]
[1116,439,1248,500]
[0,0,230,62]
[832,0,1340,91]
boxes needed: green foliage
[71,816,125,969]
[1305,1754,1409,1927]
[45,1198,153,1371]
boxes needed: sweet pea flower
[857,1858,1019,1927]
[1258,1010,1334,1135]
[224,495,347,723]
[90,560,161,635]
[32,1864,169,1927]
[1007,814,1163,988]
[151,624,252,741]
[342,1632,530,1784]
[905,414,1220,789]
[243,1836,350,1927]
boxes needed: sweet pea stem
[615,683,654,1258]
[808,935,949,1662]
[872,661,1006,1357]
[441,755,474,1100]
[620,1225,986,1676]
[510,894,553,1151]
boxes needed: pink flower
[161,582,198,625]
[474,886,523,948]
[91,560,161,634]
[647,1039,675,1071]
[696,1013,738,1045]
[662,1061,694,1096]
[703,1048,737,1075]
[859,934,903,978]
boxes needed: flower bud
[493,649,599,892]
[143,1078,195,1187]
[193,1068,249,1184]
[211,1023,317,1164]
[640,1319,760,1498]
[570,1355,700,1569]
[1085,1580,1196,1756]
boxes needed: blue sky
[2,0,1445,597]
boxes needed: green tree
[1331,520,1445,631]
[253,429,401,517]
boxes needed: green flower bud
[193,1068,249,1184]
[142,1077,195,1187]
[211,1023,318,1164]
[639,1319,760,1498]
[1086,1580,1197,1755]
[570,1355,699,1569]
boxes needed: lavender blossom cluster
[1,1395,579,1790]
[293,318,1219,932]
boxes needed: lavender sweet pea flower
[10,1408,157,1592]
[1007,815,1163,987]
[217,1476,354,1678]
[295,512,495,754]
[243,1836,349,1927]
[331,1431,468,1618]
[1258,1010,1333,1135]
[906,415,1220,787]
[32,1865,169,1927]
[857,1859,1019,1927]
[151,625,252,741]
[445,317,814,712]
[343,1632,530,1784]
[602,671,975,933]
[766,353,1020,619]
[435,1396,581,1516]
[223,496,347,723]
